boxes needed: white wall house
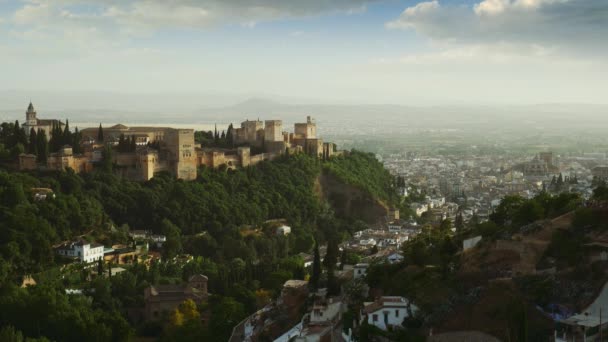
[361,296,418,331]
[354,263,369,280]
[276,225,292,236]
[56,240,105,263]
[151,234,167,247]
[310,298,343,324]
[463,236,482,251]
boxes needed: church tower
[26,102,37,127]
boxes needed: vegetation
[0,150,398,341]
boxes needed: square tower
[264,120,283,142]
[165,129,197,181]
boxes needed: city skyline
[0,0,606,105]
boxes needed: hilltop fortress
[18,103,340,181]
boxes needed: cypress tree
[72,127,81,154]
[227,123,234,147]
[28,128,37,155]
[455,212,464,231]
[311,241,322,291]
[130,135,137,152]
[97,123,104,142]
[36,129,48,163]
[62,119,71,147]
[118,134,126,152]
[102,145,113,172]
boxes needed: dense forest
[0,150,397,341]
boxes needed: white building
[354,263,369,280]
[410,203,428,217]
[150,234,167,247]
[310,298,344,324]
[463,236,482,251]
[359,238,377,247]
[56,240,105,263]
[276,225,292,236]
[360,296,418,331]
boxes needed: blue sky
[0,0,606,105]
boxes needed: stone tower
[26,102,37,126]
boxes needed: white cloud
[10,0,376,31]
[387,0,608,56]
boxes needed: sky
[0,0,607,106]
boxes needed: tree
[97,123,104,142]
[13,120,27,146]
[226,123,234,147]
[370,245,378,255]
[0,325,24,342]
[310,241,322,290]
[36,129,48,163]
[169,308,184,327]
[161,219,182,260]
[439,218,453,232]
[118,134,126,152]
[129,135,136,151]
[101,145,113,172]
[323,238,339,269]
[62,119,71,146]
[72,127,82,154]
[28,128,37,155]
[340,249,347,270]
[455,212,464,231]
[179,299,200,322]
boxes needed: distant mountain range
[1,90,607,133]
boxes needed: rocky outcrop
[316,173,388,224]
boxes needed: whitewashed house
[276,225,292,236]
[56,240,105,263]
[150,234,167,247]
[463,236,482,251]
[360,296,418,331]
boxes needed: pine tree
[97,123,104,142]
[214,124,219,145]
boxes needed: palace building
[17,102,341,182]
[22,102,64,135]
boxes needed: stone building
[143,274,209,321]
[80,125,197,181]
[22,102,64,136]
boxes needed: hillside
[0,151,397,341]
